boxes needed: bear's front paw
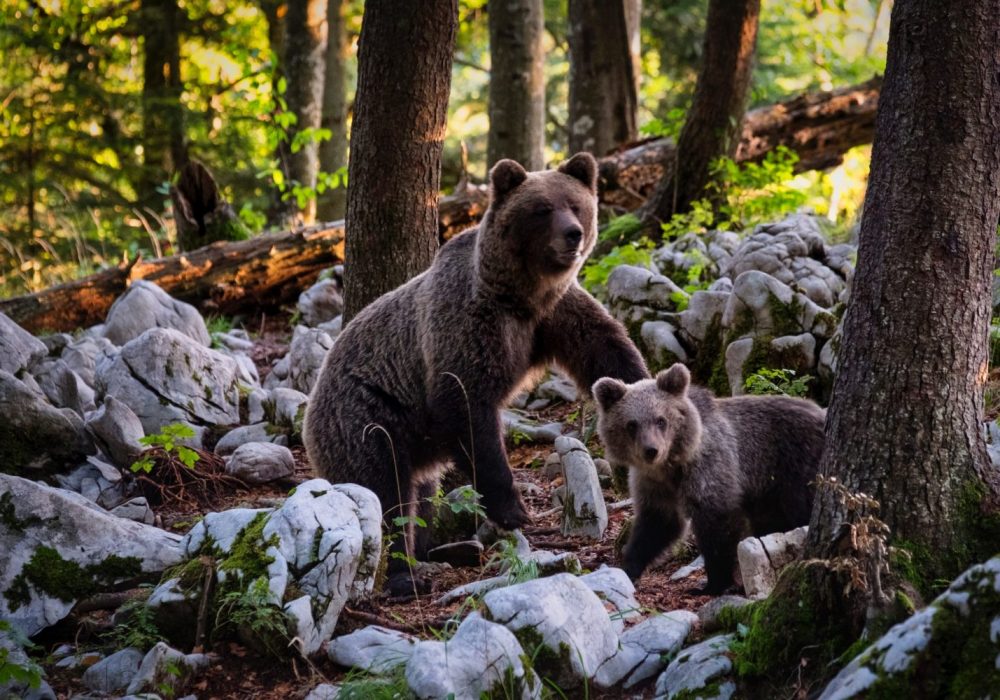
[485,493,531,531]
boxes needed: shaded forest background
[0,0,888,297]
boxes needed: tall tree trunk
[316,0,349,221]
[487,0,545,170]
[343,0,458,321]
[639,0,759,223]
[259,0,293,227]
[807,0,1000,584]
[283,0,329,224]
[566,0,638,156]
[140,0,187,206]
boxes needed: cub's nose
[564,225,583,247]
[643,446,659,463]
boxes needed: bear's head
[479,152,599,290]
[592,363,704,477]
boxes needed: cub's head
[482,152,598,281]
[592,363,703,476]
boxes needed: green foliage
[131,423,200,473]
[743,368,812,397]
[337,663,410,700]
[709,146,808,229]
[107,596,163,651]
[214,577,290,658]
[639,107,687,141]
[487,536,540,586]
[0,620,43,691]
[580,238,655,296]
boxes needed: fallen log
[598,76,882,208]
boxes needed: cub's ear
[558,152,598,193]
[593,377,628,411]
[656,363,691,396]
[489,159,528,204]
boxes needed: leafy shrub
[744,368,812,397]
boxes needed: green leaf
[176,446,199,470]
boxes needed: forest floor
[41,314,716,700]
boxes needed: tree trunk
[807,0,1000,586]
[258,0,294,228]
[639,0,759,222]
[140,0,187,205]
[316,0,349,221]
[283,0,329,224]
[567,0,638,156]
[487,0,545,170]
[171,161,249,251]
[344,0,458,321]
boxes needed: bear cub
[304,153,648,593]
[593,363,825,594]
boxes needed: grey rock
[482,573,619,687]
[54,457,124,508]
[608,265,685,309]
[316,315,344,339]
[40,332,74,356]
[698,595,752,633]
[211,329,254,353]
[0,474,182,636]
[676,291,730,347]
[0,627,54,700]
[298,278,344,327]
[328,625,417,674]
[95,328,242,433]
[287,325,334,394]
[246,387,269,424]
[304,683,341,700]
[214,422,287,456]
[726,333,816,396]
[736,526,808,599]
[268,387,309,430]
[543,452,562,480]
[654,634,735,700]
[125,643,210,696]
[82,648,144,694]
[534,372,578,403]
[502,410,564,444]
[596,610,699,688]
[103,281,209,347]
[32,358,96,416]
[61,335,117,389]
[0,312,46,375]
[225,442,295,484]
[555,436,607,539]
[722,270,836,342]
[405,612,540,700]
[264,354,291,390]
[111,497,156,525]
[579,567,642,633]
[642,320,689,369]
[0,370,95,475]
[86,396,146,470]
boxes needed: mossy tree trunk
[638,0,759,223]
[343,0,458,321]
[487,0,545,171]
[806,0,1000,588]
[316,0,349,221]
[566,0,638,156]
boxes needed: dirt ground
[42,315,718,699]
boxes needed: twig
[193,556,216,652]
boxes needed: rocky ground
[3,213,999,699]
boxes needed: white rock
[405,612,540,700]
[53,457,124,508]
[0,475,182,637]
[298,278,344,327]
[125,642,211,696]
[111,497,156,525]
[305,683,341,700]
[671,555,705,581]
[676,291,730,347]
[608,265,685,309]
[482,573,619,686]
[579,566,642,632]
[595,610,699,688]
[555,436,608,540]
[85,395,146,470]
[82,647,144,694]
[214,422,287,456]
[502,410,564,443]
[32,358,96,417]
[103,281,210,347]
[642,321,689,368]
[287,325,334,394]
[0,312,46,375]
[736,526,808,599]
[226,442,295,484]
[654,634,735,700]
[61,335,118,389]
[328,625,417,674]
[268,387,309,429]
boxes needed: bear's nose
[644,446,659,463]
[564,225,583,247]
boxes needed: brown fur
[304,153,648,587]
[594,363,825,593]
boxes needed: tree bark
[140,0,187,205]
[487,0,546,170]
[567,0,638,156]
[639,0,759,222]
[344,0,458,321]
[258,0,294,228]
[807,0,1000,584]
[283,0,329,224]
[171,161,249,251]
[316,0,349,221]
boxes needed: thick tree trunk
[283,0,328,224]
[0,224,346,334]
[807,0,1000,585]
[603,76,879,209]
[344,0,458,321]
[140,0,187,205]
[258,0,294,228]
[567,0,638,156]
[316,0,349,221]
[639,0,759,222]
[487,0,545,170]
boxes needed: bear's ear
[656,364,691,396]
[489,159,528,204]
[593,377,628,411]
[558,152,598,193]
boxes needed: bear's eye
[532,204,553,217]
[569,204,581,216]
[626,420,638,437]
[656,416,668,430]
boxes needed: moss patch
[217,511,278,583]
[4,546,141,610]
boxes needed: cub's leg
[622,476,685,580]
[690,506,747,594]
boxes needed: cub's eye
[626,420,638,437]
[656,417,668,430]
[569,204,581,215]
[532,205,553,217]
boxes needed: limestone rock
[82,647,144,694]
[328,625,417,674]
[641,320,689,371]
[125,642,211,696]
[0,312,46,376]
[103,281,210,347]
[225,442,295,484]
[31,358,96,417]
[578,566,642,633]
[53,457,124,508]
[85,396,145,470]
[595,610,699,688]
[287,325,334,394]
[555,436,608,539]
[736,526,808,599]
[654,634,736,700]
[60,335,117,389]
[298,277,344,327]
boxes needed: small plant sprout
[131,423,200,474]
